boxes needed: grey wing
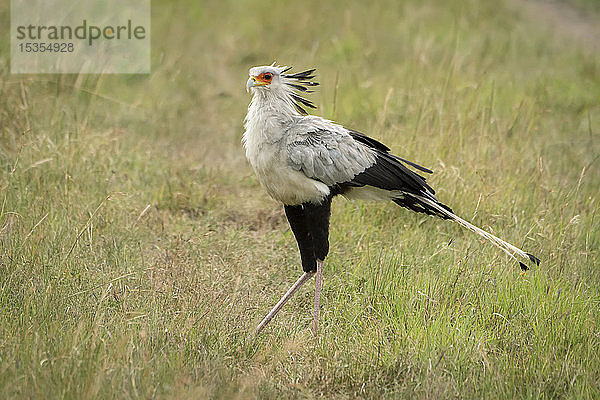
[286,123,376,186]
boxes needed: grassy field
[1,0,599,398]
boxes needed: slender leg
[258,199,330,335]
[255,271,314,334]
[312,259,324,334]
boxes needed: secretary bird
[243,64,539,334]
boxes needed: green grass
[1,0,599,398]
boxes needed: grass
[1,0,599,398]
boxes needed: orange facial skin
[252,72,273,86]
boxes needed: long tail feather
[408,193,540,270]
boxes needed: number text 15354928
[18,42,74,52]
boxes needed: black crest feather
[283,67,319,115]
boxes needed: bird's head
[246,65,283,93]
[246,64,319,115]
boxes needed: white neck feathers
[243,86,301,147]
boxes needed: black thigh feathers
[284,197,332,272]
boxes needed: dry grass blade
[66,195,111,259]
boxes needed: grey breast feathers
[285,117,376,186]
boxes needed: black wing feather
[348,130,390,151]
[349,130,433,173]
[351,151,435,196]
[345,130,453,219]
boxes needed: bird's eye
[264,73,272,80]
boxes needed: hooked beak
[246,76,269,92]
[246,77,255,92]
